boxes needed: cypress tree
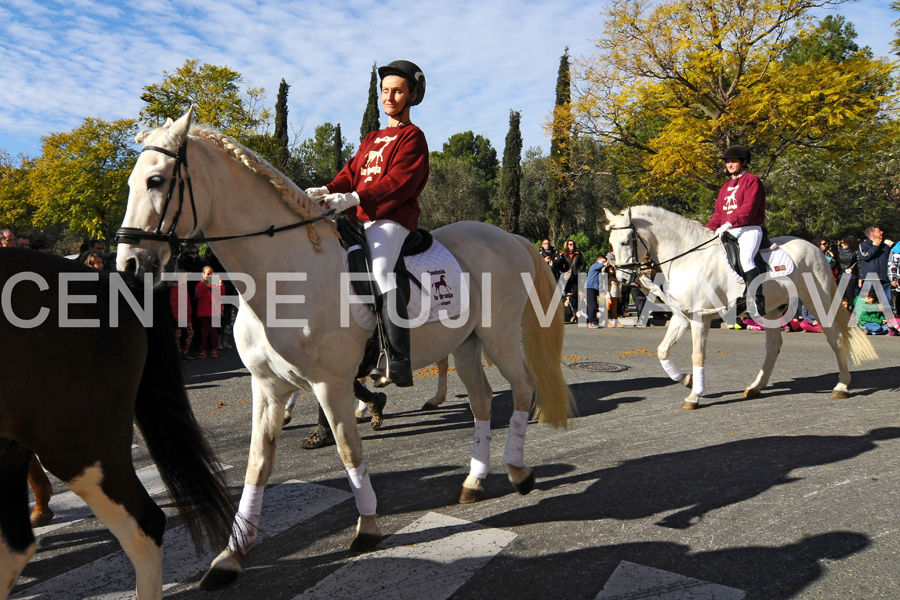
[360,62,381,141]
[498,110,523,233]
[274,79,290,169]
[547,48,571,242]
[333,123,344,178]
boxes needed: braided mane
[189,126,331,250]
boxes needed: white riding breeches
[364,219,410,294]
[730,225,762,272]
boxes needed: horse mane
[629,205,713,242]
[188,126,331,250]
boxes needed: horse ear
[168,107,195,144]
[625,207,632,221]
[603,208,616,223]
[164,118,174,127]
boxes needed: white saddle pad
[723,243,795,284]
[345,239,464,330]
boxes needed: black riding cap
[378,60,426,106]
[723,145,751,162]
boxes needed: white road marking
[596,560,746,600]
[295,511,517,600]
[12,480,351,600]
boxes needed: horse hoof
[681,374,692,388]
[681,400,698,410]
[282,410,292,427]
[743,389,761,398]
[421,401,440,411]
[349,532,381,553]
[459,486,484,504]
[512,471,536,495]
[30,509,54,528]
[367,393,387,430]
[831,389,850,400]
[199,551,242,591]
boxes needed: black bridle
[609,221,718,286]
[115,141,335,254]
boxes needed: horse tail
[516,237,576,428]
[834,301,879,365]
[133,285,235,552]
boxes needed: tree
[419,153,492,229]
[295,122,354,184]
[892,1,900,56]
[27,118,138,241]
[274,78,291,169]
[361,63,381,141]
[140,59,271,143]
[547,48,572,240]
[0,151,34,233]
[441,131,499,187]
[572,0,894,214]
[497,110,523,233]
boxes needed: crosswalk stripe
[13,480,352,600]
[595,560,746,600]
[294,512,517,600]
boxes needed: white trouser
[730,225,762,272]
[364,219,410,294]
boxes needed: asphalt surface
[18,319,900,599]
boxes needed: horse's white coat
[605,206,877,405]
[117,111,574,584]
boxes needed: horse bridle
[609,221,718,287]
[115,140,335,254]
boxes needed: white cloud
[0,0,893,159]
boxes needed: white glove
[321,192,360,212]
[304,186,329,199]
[715,222,732,236]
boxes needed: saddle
[335,215,435,380]
[720,228,794,285]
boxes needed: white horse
[116,109,575,590]
[604,206,877,409]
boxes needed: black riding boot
[378,287,413,387]
[744,267,767,318]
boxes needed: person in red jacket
[706,145,767,317]
[195,265,225,359]
[306,60,429,387]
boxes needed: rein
[609,222,718,285]
[115,141,335,252]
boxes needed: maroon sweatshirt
[706,171,766,230]
[327,125,429,231]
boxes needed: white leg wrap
[503,410,529,467]
[285,391,299,412]
[469,419,492,480]
[660,359,683,381]
[226,484,265,554]
[347,463,377,516]
[692,365,706,397]
[357,399,368,413]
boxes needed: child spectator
[854,289,898,335]
[195,265,225,357]
[605,265,622,328]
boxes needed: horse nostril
[125,257,139,275]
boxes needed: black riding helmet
[378,60,426,106]
[723,145,751,163]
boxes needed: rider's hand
[304,186,329,199]
[321,192,361,212]
[715,222,732,236]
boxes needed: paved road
[15,323,900,599]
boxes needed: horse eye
[147,175,164,189]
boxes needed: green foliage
[274,79,291,167]
[781,15,865,64]
[0,150,34,232]
[497,110,523,232]
[361,63,381,141]
[140,59,271,143]
[548,47,572,240]
[441,131,499,186]
[295,122,355,185]
[27,118,138,241]
[419,153,491,229]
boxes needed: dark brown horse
[0,248,234,600]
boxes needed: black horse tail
[132,284,235,552]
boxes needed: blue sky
[0,0,894,160]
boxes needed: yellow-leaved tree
[572,0,896,210]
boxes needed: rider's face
[724,158,743,175]
[381,76,412,118]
